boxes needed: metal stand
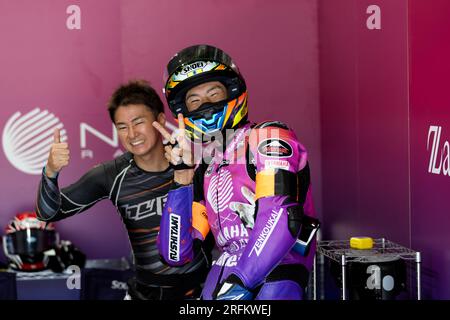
[313,238,421,300]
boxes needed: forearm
[232,196,300,289]
[157,184,195,266]
[36,170,62,221]
[36,165,108,222]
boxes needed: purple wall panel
[354,0,410,244]
[409,0,450,299]
[319,0,360,237]
[320,0,410,245]
[321,0,450,299]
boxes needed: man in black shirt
[35,80,212,299]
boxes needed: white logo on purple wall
[427,125,450,176]
[2,108,67,175]
[366,5,381,30]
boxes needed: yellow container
[350,237,374,249]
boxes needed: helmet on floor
[2,212,59,271]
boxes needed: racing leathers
[35,152,212,299]
[158,121,317,300]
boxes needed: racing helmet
[164,44,248,140]
[2,212,59,271]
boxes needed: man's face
[114,104,165,157]
[185,81,227,112]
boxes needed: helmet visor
[4,229,58,255]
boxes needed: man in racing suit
[153,45,319,300]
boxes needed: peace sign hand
[153,113,195,185]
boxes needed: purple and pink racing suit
[158,121,317,300]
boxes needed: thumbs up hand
[45,128,70,178]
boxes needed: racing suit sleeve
[35,164,110,222]
[229,123,310,290]
[157,166,209,267]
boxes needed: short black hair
[107,80,164,122]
